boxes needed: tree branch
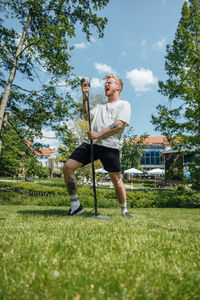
[18,40,40,57]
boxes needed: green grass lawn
[0,205,200,300]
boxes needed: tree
[24,155,42,178]
[0,123,32,177]
[151,0,200,187]
[37,165,50,179]
[0,120,51,178]
[120,127,148,173]
[0,0,109,153]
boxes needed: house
[35,148,56,167]
[35,148,64,176]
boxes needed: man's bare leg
[63,159,84,215]
[109,172,133,217]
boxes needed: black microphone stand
[85,92,98,217]
[81,78,110,220]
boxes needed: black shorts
[68,142,120,172]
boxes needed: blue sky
[68,0,185,138]
[4,0,186,148]
[42,0,187,148]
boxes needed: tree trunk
[0,10,32,154]
[0,112,8,155]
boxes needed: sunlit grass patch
[0,206,200,299]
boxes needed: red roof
[35,149,55,156]
[131,136,171,146]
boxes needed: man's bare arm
[87,120,125,140]
[109,122,120,130]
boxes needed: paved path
[95,181,139,190]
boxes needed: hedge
[0,181,200,208]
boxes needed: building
[35,148,64,176]
[133,137,170,171]
[162,145,199,180]
[35,149,56,167]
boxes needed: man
[63,74,133,217]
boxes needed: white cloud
[89,36,96,44]
[94,62,116,74]
[152,38,165,50]
[74,42,88,49]
[91,77,104,88]
[74,37,96,49]
[126,68,158,92]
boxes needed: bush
[37,166,50,179]
[123,178,162,185]
[177,184,187,191]
[0,181,200,208]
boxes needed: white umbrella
[124,168,143,174]
[95,168,108,173]
[147,168,165,175]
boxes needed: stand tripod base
[87,215,110,220]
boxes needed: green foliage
[177,184,187,191]
[151,0,200,188]
[0,181,200,208]
[0,0,110,144]
[37,166,50,179]
[0,124,31,177]
[152,0,200,138]
[188,154,200,190]
[124,178,163,187]
[0,122,54,178]
[57,118,89,160]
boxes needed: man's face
[104,78,119,96]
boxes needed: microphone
[80,77,90,87]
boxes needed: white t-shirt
[86,100,131,150]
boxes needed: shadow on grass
[17,209,95,218]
